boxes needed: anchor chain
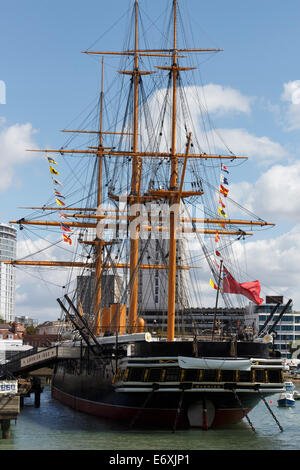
[232,388,256,433]
[129,383,159,429]
[255,387,283,432]
[172,388,185,433]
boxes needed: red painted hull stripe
[51,386,251,428]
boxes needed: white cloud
[15,262,76,323]
[206,128,288,166]
[0,121,39,191]
[14,235,91,323]
[196,84,253,115]
[17,237,62,261]
[187,224,300,310]
[230,161,300,223]
[146,84,287,165]
[151,84,253,119]
[15,272,64,323]
[145,85,284,164]
[281,81,300,104]
[281,80,300,130]
[228,227,300,309]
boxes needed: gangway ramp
[0,345,81,377]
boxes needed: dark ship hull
[51,338,284,429]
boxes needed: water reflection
[0,385,299,450]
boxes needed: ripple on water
[0,386,299,450]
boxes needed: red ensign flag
[223,267,263,305]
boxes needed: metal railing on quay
[0,345,57,377]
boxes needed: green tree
[26,325,37,335]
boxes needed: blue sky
[1,0,300,320]
[0,0,299,218]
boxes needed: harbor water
[1,384,299,451]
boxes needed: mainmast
[167,0,179,341]
[171,0,178,190]
[128,0,142,333]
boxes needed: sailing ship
[3,0,286,429]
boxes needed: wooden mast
[167,0,179,342]
[94,57,105,334]
[128,0,141,333]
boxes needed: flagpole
[212,259,223,341]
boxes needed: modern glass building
[246,301,300,359]
[0,223,16,322]
[138,238,189,312]
[257,309,300,359]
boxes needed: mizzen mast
[94,57,105,333]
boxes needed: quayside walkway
[0,344,80,439]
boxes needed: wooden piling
[1,419,10,439]
[34,391,40,408]
[31,377,43,408]
[0,395,20,439]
